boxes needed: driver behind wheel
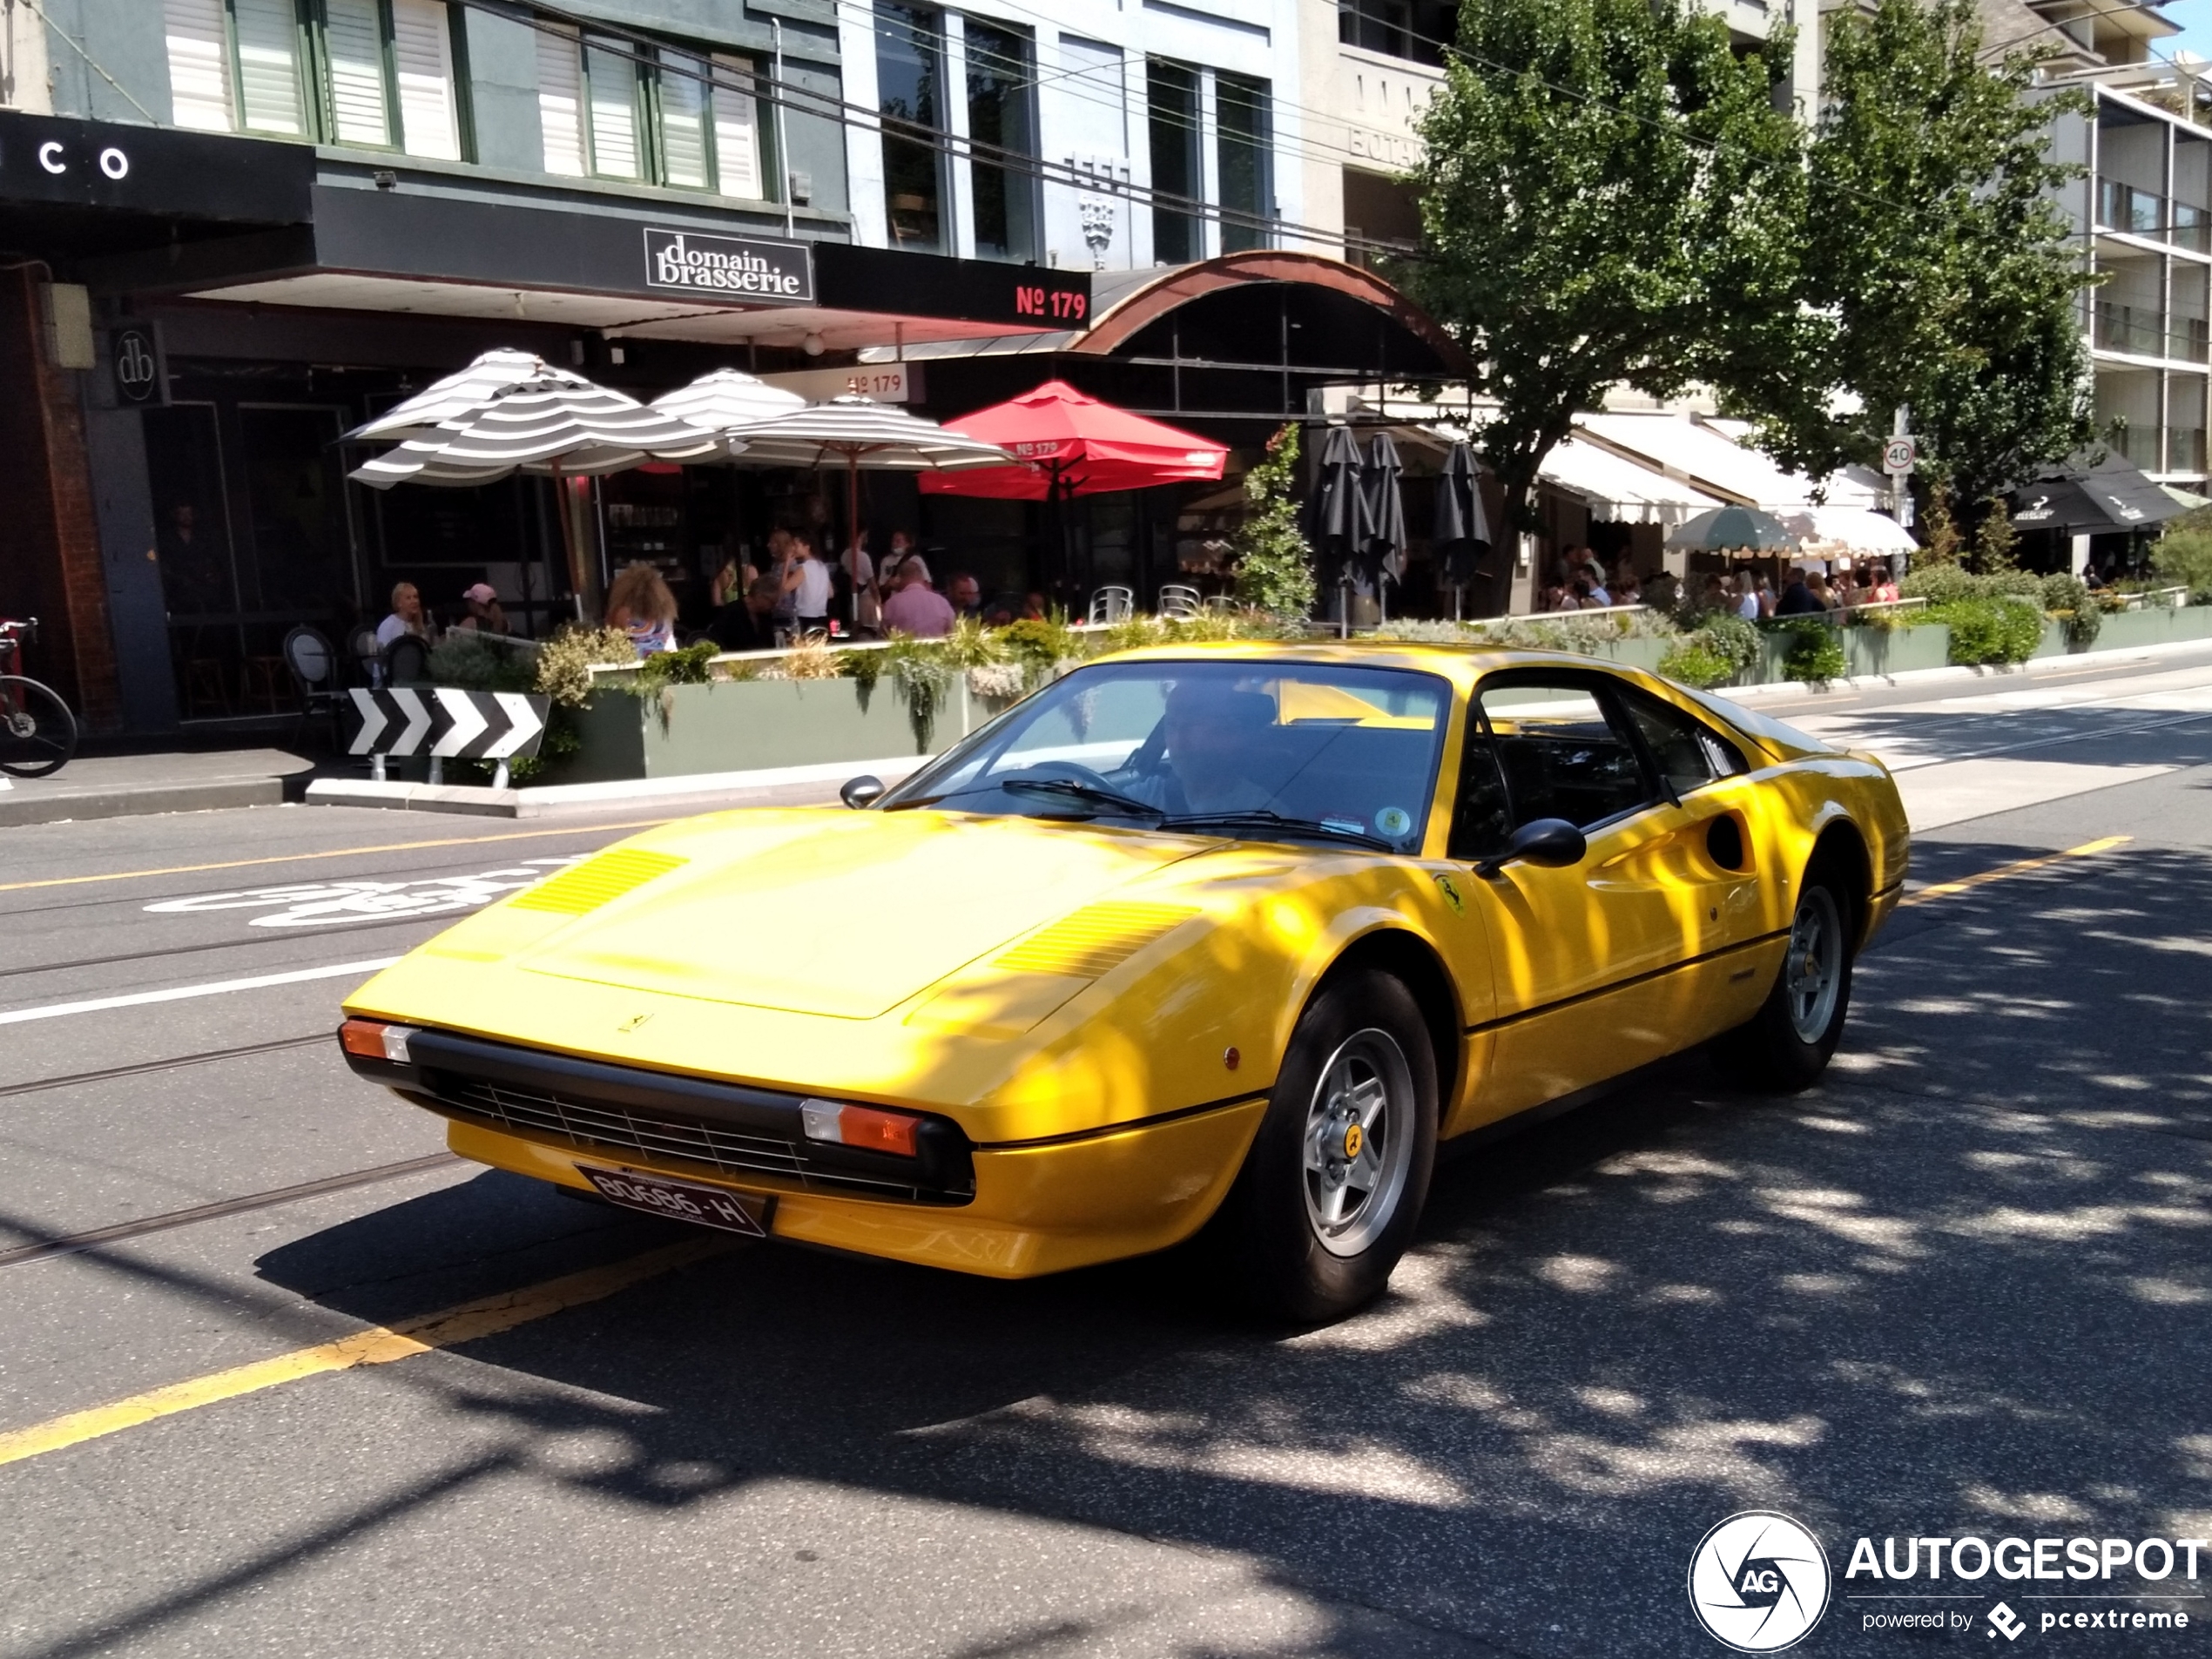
[1139,685,1278,815]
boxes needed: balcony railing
[2097,177,2212,253]
[2170,316,2211,362]
[2168,427,2208,473]
[2095,300,2166,355]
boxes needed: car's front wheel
[1214,968,1438,1323]
[1712,867,1855,1090]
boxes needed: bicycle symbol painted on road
[144,860,583,927]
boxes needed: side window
[1474,679,1653,832]
[1617,686,1747,799]
[1447,707,1514,860]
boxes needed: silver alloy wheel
[1784,886,1844,1043]
[1301,1028,1416,1258]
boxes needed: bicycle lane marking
[140,858,582,929]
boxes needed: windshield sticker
[1320,817,1366,838]
[1375,806,1413,839]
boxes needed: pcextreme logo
[1689,1511,1832,1652]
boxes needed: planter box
[2070,604,2212,654]
[555,678,1013,785]
[1592,637,1676,676]
[1841,623,1952,679]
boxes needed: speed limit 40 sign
[1882,436,1918,476]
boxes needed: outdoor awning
[2012,455,2189,534]
[1575,413,1880,511]
[1536,435,1722,526]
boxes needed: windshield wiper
[999,777,1163,818]
[1157,811,1396,852]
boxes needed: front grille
[423,1075,968,1205]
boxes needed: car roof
[1088,637,1622,690]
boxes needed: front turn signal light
[340,1019,417,1063]
[799,1098,920,1157]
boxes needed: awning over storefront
[1536,435,1722,526]
[80,176,1091,356]
[1575,413,1882,510]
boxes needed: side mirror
[840,774,886,810]
[1474,817,1587,879]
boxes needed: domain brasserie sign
[642,227,813,303]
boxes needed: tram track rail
[0,1152,462,1269]
[0,1034,331,1100]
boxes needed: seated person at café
[711,575,786,652]
[451,582,510,635]
[605,563,678,658]
[881,559,955,637]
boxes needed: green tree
[1743,0,2092,509]
[1406,0,1810,613]
[1231,423,1318,620]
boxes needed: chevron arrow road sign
[430,689,490,757]
[347,689,550,761]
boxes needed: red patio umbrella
[918,380,1226,499]
[918,380,1227,603]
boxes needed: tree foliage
[1405,0,1809,613]
[1231,423,1319,619]
[1742,0,2092,504]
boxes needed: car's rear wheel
[1214,968,1438,1323]
[1712,867,1855,1090]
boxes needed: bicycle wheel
[0,676,78,778]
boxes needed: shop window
[160,0,462,158]
[877,3,948,252]
[537,24,770,196]
[966,23,1037,262]
[1216,73,1271,253]
[1148,59,1200,264]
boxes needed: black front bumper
[343,1027,976,1204]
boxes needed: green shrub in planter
[2151,527,2212,603]
[1765,617,1846,685]
[2039,573,2100,647]
[1930,596,2042,664]
[1656,640,1737,689]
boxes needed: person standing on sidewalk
[782,532,834,639]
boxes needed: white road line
[0,958,403,1026]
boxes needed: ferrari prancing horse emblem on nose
[1433,873,1465,916]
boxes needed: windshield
[877,659,1452,853]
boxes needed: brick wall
[0,266,121,730]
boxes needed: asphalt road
[1,653,2209,1659]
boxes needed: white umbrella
[651,368,806,447]
[347,348,596,443]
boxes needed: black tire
[1711,866,1855,1091]
[0,676,77,779]
[1212,968,1439,1323]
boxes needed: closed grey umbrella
[1304,424,1369,634]
[1432,442,1491,618]
[1359,433,1408,619]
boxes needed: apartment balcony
[2095,299,2168,356]
[2097,177,2212,252]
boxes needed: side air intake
[993,903,1197,978]
[509,848,687,916]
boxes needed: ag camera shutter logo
[1689,1511,1831,1652]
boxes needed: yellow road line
[0,819,679,894]
[1900,835,2131,907]
[0,1236,733,1468]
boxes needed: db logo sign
[112,328,158,404]
[1689,1512,1831,1651]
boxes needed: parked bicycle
[0,617,78,778]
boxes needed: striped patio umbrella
[716,396,1019,613]
[348,378,723,489]
[349,377,723,607]
[650,368,806,448]
[346,349,597,443]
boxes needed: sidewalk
[0,749,315,829]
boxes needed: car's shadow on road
[225,840,2212,1656]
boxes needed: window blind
[536,22,585,175]
[583,35,641,179]
[658,50,711,189]
[711,53,761,199]
[164,0,233,130]
[323,0,391,146]
[232,0,306,134]
[392,0,461,159]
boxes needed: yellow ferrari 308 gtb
[340,642,1907,1321]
